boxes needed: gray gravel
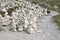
[0,11,60,40]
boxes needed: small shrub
[15,0,18,1]
[7,8,15,16]
[0,11,5,17]
[47,10,50,14]
[14,6,19,10]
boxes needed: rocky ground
[0,0,60,40]
[0,0,51,33]
[0,11,60,40]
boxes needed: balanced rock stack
[0,0,50,34]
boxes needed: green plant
[7,8,15,16]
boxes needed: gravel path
[0,11,60,40]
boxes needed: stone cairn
[0,0,50,34]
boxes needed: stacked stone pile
[0,0,50,34]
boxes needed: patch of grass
[53,15,60,30]
[0,27,4,32]
[57,8,60,13]
[43,4,56,11]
